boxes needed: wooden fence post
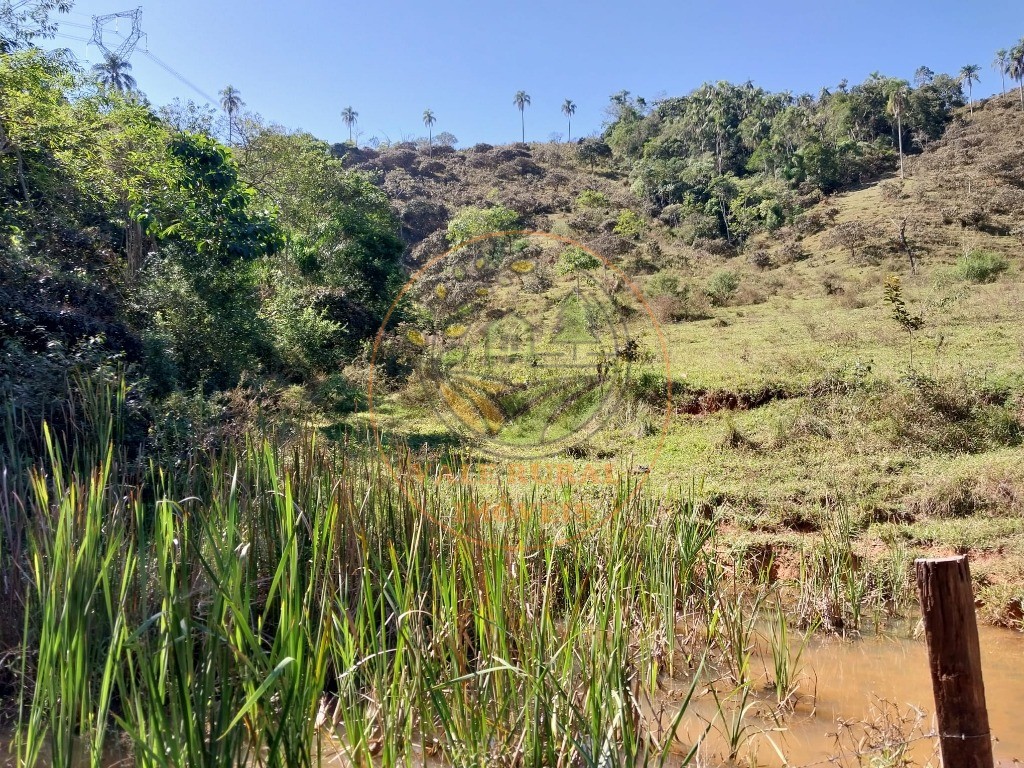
[915,556,994,768]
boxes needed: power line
[64,11,220,106]
[53,32,92,43]
[135,47,217,105]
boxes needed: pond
[660,622,1024,767]
[3,624,1022,766]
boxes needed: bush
[777,242,808,263]
[269,285,344,375]
[647,294,685,323]
[613,209,645,239]
[645,271,681,298]
[576,189,609,208]
[658,203,686,227]
[957,250,1009,283]
[821,273,844,296]
[706,270,740,307]
[872,377,1023,453]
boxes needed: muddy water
[4,625,1022,767]
[665,623,1024,767]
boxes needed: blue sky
[52,0,1024,147]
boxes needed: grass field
[355,98,1024,633]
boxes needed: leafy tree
[728,176,790,236]
[907,74,964,142]
[0,0,70,52]
[236,123,405,324]
[434,131,458,148]
[513,90,530,143]
[883,275,924,369]
[561,98,576,142]
[139,133,283,266]
[959,64,981,114]
[219,85,244,144]
[612,71,963,238]
[993,49,1009,95]
[422,108,436,156]
[556,245,601,296]
[341,105,358,143]
[159,98,217,135]
[613,209,645,239]
[576,138,611,171]
[92,53,137,93]
[913,66,934,87]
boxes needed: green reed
[2,377,910,768]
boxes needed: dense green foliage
[605,75,965,242]
[1,48,404,444]
[445,203,520,245]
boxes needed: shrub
[706,270,740,307]
[576,189,609,209]
[270,287,344,375]
[776,242,808,263]
[645,270,681,298]
[792,211,825,236]
[645,271,684,322]
[613,209,645,239]
[446,204,520,245]
[957,250,1009,283]
[658,204,686,227]
[822,273,844,296]
[677,211,723,243]
[748,250,772,269]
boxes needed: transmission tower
[90,7,145,61]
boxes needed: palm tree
[1011,43,1024,110]
[92,53,136,93]
[341,106,358,144]
[561,99,576,142]
[993,49,1009,95]
[887,83,909,179]
[422,109,436,156]
[219,85,244,144]
[959,64,981,114]
[513,90,530,143]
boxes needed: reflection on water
[3,625,1022,767]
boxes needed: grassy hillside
[349,92,1024,628]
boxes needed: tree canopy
[610,73,964,242]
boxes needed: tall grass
[3,398,708,765]
[1,377,915,766]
